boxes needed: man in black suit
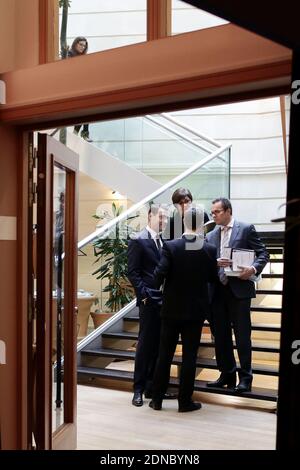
[206,198,269,392]
[128,204,175,407]
[149,207,217,412]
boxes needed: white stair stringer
[67,131,161,202]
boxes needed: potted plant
[89,297,113,329]
[91,203,136,326]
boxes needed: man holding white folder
[206,198,269,392]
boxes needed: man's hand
[217,258,232,268]
[238,265,255,280]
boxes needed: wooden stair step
[124,317,280,332]
[251,323,280,332]
[202,320,281,332]
[82,347,135,360]
[124,316,139,323]
[256,289,282,295]
[258,231,284,242]
[266,248,284,255]
[193,379,277,401]
[78,366,132,382]
[261,274,283,279]
[193,357,279,376]
[125,309,283,320]
[102,332,280,352]
[81,348,279,376]
[103,331,137,341]
[200,340,279,353]
[77,367,277,401]
[251,306,282,313]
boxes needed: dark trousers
[212,283,252,378]
[133,302,161,394]
[152,318,203,406]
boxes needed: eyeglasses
[176,198,192,206]
[210,209,224,216]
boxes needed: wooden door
[35,133,79,449]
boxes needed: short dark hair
[172,188,193,204]
[184,207,203,231]
[212,197,232,214]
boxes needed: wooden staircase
[77,232,283,403]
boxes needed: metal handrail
[145,115,213,155]
[78,143,231,250]
[161,113,222,148]
[77,299,136,353]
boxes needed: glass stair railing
[77,142,231,341]
[148,113,221,153]
[89,113,221,181]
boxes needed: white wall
[172,0,228,35]
[60,0,146,54]
[172,96,289,231]
[60,0,229,54]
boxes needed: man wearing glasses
[206,198,269,392]
[164,188,209,240]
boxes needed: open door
[35,133,79,449]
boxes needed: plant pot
[90,311,114,329]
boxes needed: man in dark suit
[149,207,217,412]
[128,204,176,407]
[206,198,269,392]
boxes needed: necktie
[221,226,230,257]
[155,235,162,254]
[219,226,230,285]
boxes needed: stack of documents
[223,248,261,281]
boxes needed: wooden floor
[77,385,276,450]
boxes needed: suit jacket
[153,235,217,321]
[206,220,269,299]
[127,228,162,306]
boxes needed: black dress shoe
[178,401,202,413]
[234,378,252,393]
[132,392,143,407]
[149,400,162,410]
[206,372,236,389]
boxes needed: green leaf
[59,0,71,9]
[91,202,138,312]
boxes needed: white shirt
[183,231,204,250]
[220,217,234,249]
[146,225,162,249]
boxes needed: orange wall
[1,24,291,126]
[0,124,18,449]
[0,0,16,73]
[0,0,39,73]
[15,0,39,70]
